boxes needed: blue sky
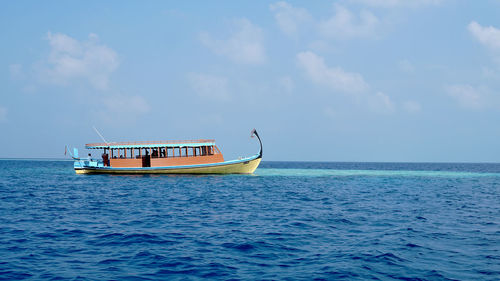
[2,0,500,162]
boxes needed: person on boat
[87,153,92,162]
[102,153,109,166]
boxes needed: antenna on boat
[93,126,109,145]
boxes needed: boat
[71,129,262,174]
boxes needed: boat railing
[86,139,216,147]
[110,151,217,160]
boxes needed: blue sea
[0,160,499,280]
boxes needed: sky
[2,0,500,162]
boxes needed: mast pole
[93,126,109,145]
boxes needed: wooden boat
[72,129,262,174]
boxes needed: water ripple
[0,160,498,280]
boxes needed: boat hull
[75,157,261,175]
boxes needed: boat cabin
[85,139,224,168]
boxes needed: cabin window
[152,148,159,158]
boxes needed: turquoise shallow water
[0,160,499,280]
[255,168,500,178]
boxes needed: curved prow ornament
[251,128,263,159]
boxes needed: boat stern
[74,159,104,174]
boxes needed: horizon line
[1,157,499,165]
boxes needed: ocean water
[0,160,499,280]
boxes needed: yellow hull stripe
[75,158,261,175]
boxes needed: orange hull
[109,154,224,168]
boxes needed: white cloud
[368,92,395,113]
[96,95,150,123]
[398,59,415,73]
[296,51,368,93]
[9,64,23,80]
[402,100,421,113]
[0,106,7,122]
[351,0,443,8]
[40,32,119,90]
[200,19,266,65]
[481,66,500,79]
[446,84,485,109]
[269,2,312,38]
[296,51,396,113]
[102,95,149,115]
[323,106,337,119]
[278,76,294,94]
[319,4,379,39]
[270,2,382,41]
[307,40,332,53]
[188,73,230,101]
[468,21,500,50]
[96,94,150,121]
